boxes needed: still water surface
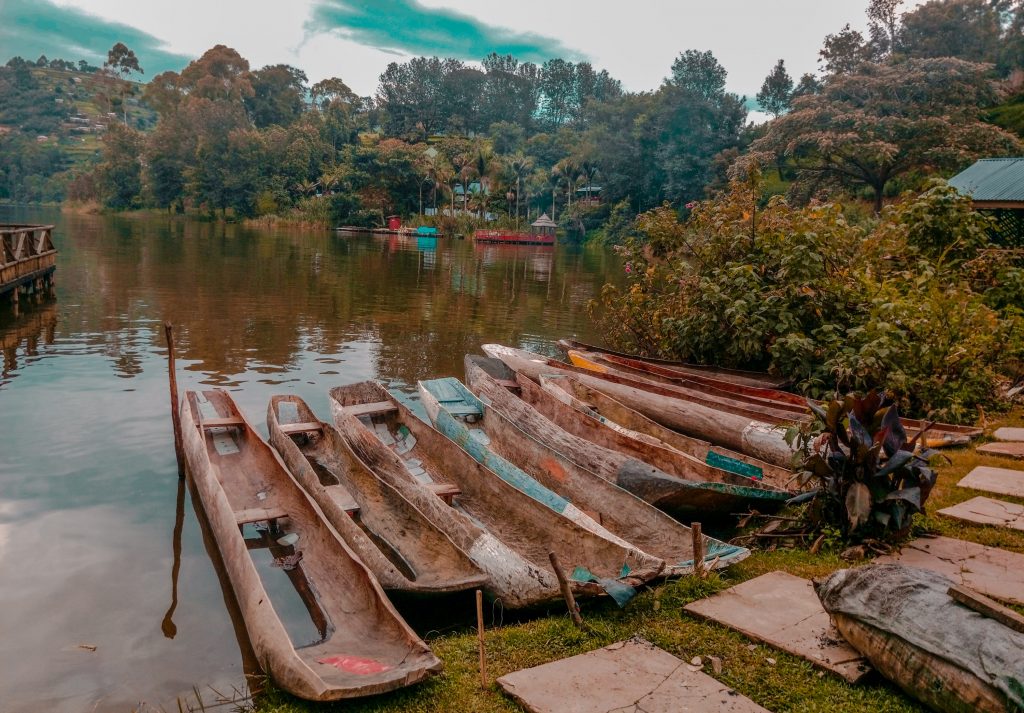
[0,207,620,712]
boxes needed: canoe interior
[267,395,486,594]
[537,372,793,488]
[328,382,660,603]
[453,365,750,573]
[181,389,439,700]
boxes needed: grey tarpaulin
[815,564,1024,710]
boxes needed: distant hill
[0,56,156,202]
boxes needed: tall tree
[245,64,308,128]
[819,24,871,75]
[104,43,144,125]
[757,59,794,117]
[866,0,904,56]
[669,50,728,100]
[900,0,1005,63]
[754,57,1023,212]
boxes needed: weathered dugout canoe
[267,395,487,595]
[468,356,788,492]
[427,372,749,574]
[571,348,979,447]
[537,372,792,488]
[460,361,787,517]
[179,389,440,700]
[328,382,665,607]
[566,349,802,425]
[482,344,798,468]
[557,338,790,389]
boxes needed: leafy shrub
[591,167,1023,421]
[789,392,937,541]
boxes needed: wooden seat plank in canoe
[234,506,288,526]
[323,484,360,515]
[343,401,399,418]
[425,482,461,504]
[279,421,324,435]
[201,416,245,429]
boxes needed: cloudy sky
[0,0,913,97]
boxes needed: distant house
[576,185,602,206]
[948,158,1024,244]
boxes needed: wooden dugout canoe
[483,344,799,468]
[569,348,980,447]
[461,359,788,515]
[179,389,440,700]
[425,373,750,575]
[328,381,665,608]
[267,395,487,595]
[557,338,791,389]
[536,371,792,487]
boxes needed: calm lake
[0,207,621,712]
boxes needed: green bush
[591,168,1023,421]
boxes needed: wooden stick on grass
[692,522,705,579]
[548,551,584,628]
[476,589,487,688]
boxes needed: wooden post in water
[549,551,584,628]
[476,589,487,688]
[164,321,184,478]
[691,522,705,579]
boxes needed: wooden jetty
[1,225,57,314]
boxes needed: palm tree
[472,142,498,218]
[576,159,599,203]
[507,153,534,226]
[553,158,580,212]
[295,178,320,198]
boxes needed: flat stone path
[993,427,1024,441]
[876,536,1024,605]
[496,638,771,713]
[683,571,870,683]
[939,496,1024,531]
[958,465,1024,498]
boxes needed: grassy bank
[253,409,1024,713]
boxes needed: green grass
[251,409,1024,713]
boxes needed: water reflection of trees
[0,299,57,386]
[47,214,622,385]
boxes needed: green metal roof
[948,158,1024,203]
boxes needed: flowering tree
[754,58,1022,212]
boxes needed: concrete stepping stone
[496,638,770,713]
[683,571,871,683]
[875,536,1024,605]
[939,496,1024,531]
[993,427,1024,442]
[958,466,1024,498]
[977,442,1024,460]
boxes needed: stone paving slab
[875,536,1024,605]
[683,571,871,684]
[977,442,1024,460]
[958,465,1024,498]
[496,638,770,713]
[939,496,1024,531]
[993,427,1024,442]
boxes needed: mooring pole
[691,522,705,579]
[164,321,184,478]
[549,551,584,628]
[476,589,487,688]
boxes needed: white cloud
[52,0,925,96]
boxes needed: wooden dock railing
[0,224,57,313]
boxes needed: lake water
[0,207,620,712]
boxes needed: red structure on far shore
[473,214,557,245]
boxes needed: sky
[0,0,922,98]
